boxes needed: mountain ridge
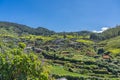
[0,21,55,36]
[1,21,120,41]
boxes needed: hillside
[0,22,120,80]
[90,25,120,40]
[99,36,120,55]
[0,22,55,36]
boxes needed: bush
[18,42,26,49]
[0,49,50,80]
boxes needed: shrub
[18,42,26,49]
[0,49,50,80]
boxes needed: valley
[0,22,120,80]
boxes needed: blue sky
[0,0,120,32]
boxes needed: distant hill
[0,21,94,37]
[58,31,92,37]
[1,21,120,40]
[0,22,55,36]
[90,25,120,40]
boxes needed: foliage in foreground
[0,49,50,80]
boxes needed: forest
[0,22,120,80]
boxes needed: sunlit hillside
[0,22,120,80]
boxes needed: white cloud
[93,27,109,33]
[101,27,108,31]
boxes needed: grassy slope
[51,65,84,77]
[99,36,120,55]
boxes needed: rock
[56,77,67,80]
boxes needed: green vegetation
[0,49,51,80]
[51,65,82,77]
[76,39,94,44]
[99,36,120,55]
[0,22,120,80]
